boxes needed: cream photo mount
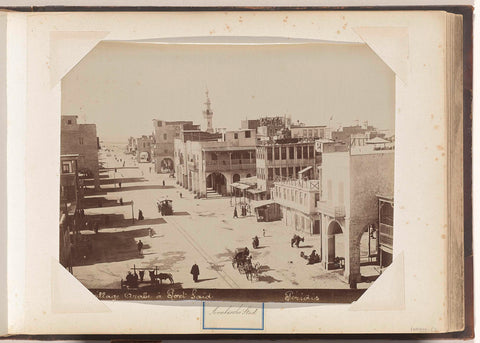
[14,11,451,334]
[51,30,404,311]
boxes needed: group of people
[233,203,250,218]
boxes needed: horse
[291,235,304,248]
[149,270,174,284]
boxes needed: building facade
[175,129,257,197]
[60,115,100,190]
[152,119,199,173]
[255,138,321,198]
[136,135,154,162]
[290,125,327,140]
[271,178,321,234]
[316,143,394,284]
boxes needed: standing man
[233,206,238,218]
[137,240,144,256]
[138,209,144,221]
[190,263,200,283]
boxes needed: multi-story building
[290,125,327,140]
[271,178,321,234]
[316,143,394,284]
[257,115,291,140]
[60,115,100,190]
[136,135,154,162]
[241,119,260,131]
[152,119,200,173]
[255,138,321,199]
[175,129,257,197]
[59,154,82,273]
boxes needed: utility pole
[131,201,135,224]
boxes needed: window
[283,188,286,199]
[234,133,239,139]
[245,131,251,138]
[297,146,302,159]
[274,147,279,160]
[281,167,287,176]
[157,121,162,127]
[268,168,273,180]
[289,146,294,159]
[288,167,294,176]
[309,146,314,158]
[303,146,308,158]
[164,133,168,140]
[308,129,313,137]
[281,147,286,159]
[62,162,71,174]
[303,129,307,137]
[314,129,318,137]
[67,120,72,125]
[79,137,84,145]
[267,147,273,161]
[211,153,217,160]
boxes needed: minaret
[203,89,214,133]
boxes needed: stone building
[60,115,100,190]
[152,119,200,173]
[255,138,321,199]
[316,143,394,284]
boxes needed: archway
[206,172,227,195]
[327,221,344,269]
[232,174,240,183]
[160,158,174,172]
[360,224,377,265]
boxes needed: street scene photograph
[59,41,395,302]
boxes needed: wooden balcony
[205,159,256,172]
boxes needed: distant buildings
[290,125,328,140]
[136,135,154,162]
[61,115,100,190]
[152,119,200,173]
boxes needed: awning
[247,189,266,194]
[252,200,276,208]
[298,166,313,174]
[231,183,251,190]
[366,137,389,144]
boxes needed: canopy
[298,166,313,174]
[231,183,251,190]
[252,200,276,208]
[366,137,389,144]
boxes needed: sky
[62,41,395,142]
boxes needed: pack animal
[149,271,174,284]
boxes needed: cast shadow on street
[195,277,218,283]
[172,211,190,216]
[105,185,174,193]
[73,227,152,266]
[85,214,167,229]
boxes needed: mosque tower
[203,89,214,133]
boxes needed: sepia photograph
[58,40,395,303]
